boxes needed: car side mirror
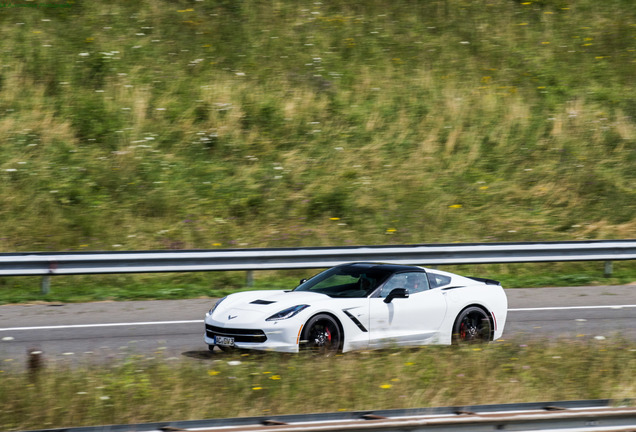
[298,279,307,286]
[384,288,409,303]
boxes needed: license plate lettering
[215,336,235,347]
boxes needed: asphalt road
[0,285,634,369]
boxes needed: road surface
[0,285,634,369]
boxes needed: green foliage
[0,0,633,256]
[0,340,634,430]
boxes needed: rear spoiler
[468,276,501,286]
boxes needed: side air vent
[343,310,368,332]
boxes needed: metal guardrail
[0,240,634,293]
[17,399,636,432]
[1,240,635,276]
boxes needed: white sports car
[204,263,507,354]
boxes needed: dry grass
[0,338,634,431]
[0,0,633,296]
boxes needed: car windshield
[294,265,394,298]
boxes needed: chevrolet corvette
[204,262,507,354]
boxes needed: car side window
[427,272,451,288]
[379,272,430,297]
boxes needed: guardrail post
[246,270,254,287]
[40,260,58,295]
[604,261,613,278]
[41,276,51,295]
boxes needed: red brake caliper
[325,327,332,342]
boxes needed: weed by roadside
[0,338,633,431]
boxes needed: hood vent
[250,299,276,305]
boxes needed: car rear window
[427,272,451,288]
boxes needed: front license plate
[215,336,235,347]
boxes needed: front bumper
[204,320,303,353]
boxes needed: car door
[368,272,448,347]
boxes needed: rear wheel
[300,314,342,355]
[452,306,492,344]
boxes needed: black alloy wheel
[301,314,342,355]
[452,306,492,344]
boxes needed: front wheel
[300,314,342,355]
[452,306,492,344]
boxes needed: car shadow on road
[181,347,249,359]
[181,348,293,360]
[181,350,216,359]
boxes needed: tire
[452,306,492,344]
[300,314,342,355]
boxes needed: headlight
[266,305,309,321]
[208,297,227,316]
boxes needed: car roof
[338,262,426,273]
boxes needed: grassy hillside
[0,0,635,254]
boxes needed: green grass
[0,1,634,301]
[0,0,634,254]
[0,339,634,431]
